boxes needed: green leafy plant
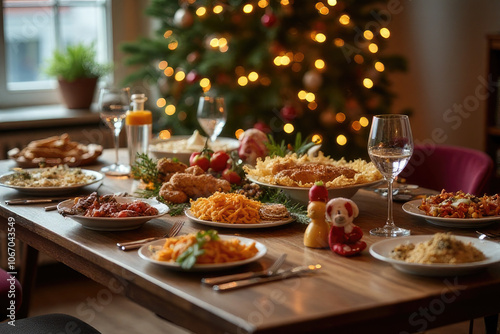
[44,43,112,82]
[266,132,320,158]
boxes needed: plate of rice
[0,166,103,195]
[370,233,500,276]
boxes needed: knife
[5,197,73,205]
[202,268,272,286]
[212,264,322,291]
[202,253,287,285]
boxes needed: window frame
[0,0,113,109]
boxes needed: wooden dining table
[0,149,499,334]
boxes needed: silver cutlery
[201,253,287,285]
[212,264,322,291]
[6,197,73,205]
[117,221,185,251]
[374,185,423,202]
[476,231,500,240]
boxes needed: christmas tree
[121,0,407,159]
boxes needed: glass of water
[196,96,227,142]
[367,114,413,237]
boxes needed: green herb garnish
[176,230,220,269]
[168,202,189,216]
[265,132,320,157]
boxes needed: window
[0,0,111,108]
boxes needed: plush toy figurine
[325,197,366,256]
[304,182,330,248]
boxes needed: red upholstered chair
[400,144,494,195]
[401,144,497,332]
[0,268,22,321]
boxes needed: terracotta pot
[57,77,98,109]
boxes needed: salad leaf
[176,230,220,269]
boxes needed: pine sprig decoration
[130,153,159,185]
[167,203,190,216]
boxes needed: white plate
[185,209,294,229]
[402,199,500,228]
[248,177,383,205]
[149,136,240,164]
[138,235,267,271]
[58,197,169,231]
[370,235,500,276]
[0,168,103,196]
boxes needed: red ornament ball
[261,12,277,27]
[173,8,194,28]
[186,70,201,84]
[187,51,200,64]
[253,121,271,133]
[280,105,297,121]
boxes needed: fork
[117,221,185,251]
[201,253,287,285]
[476,231,500,240]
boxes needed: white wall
[386,0,500,150]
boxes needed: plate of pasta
[370,234,500,276]
[186,192,294,228]
[403,199,500,228]
[138,233,267,271]
[184,209,294,229]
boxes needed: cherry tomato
[222,168,242,184]
[191,153,211,171]
[210,151,230,172]
[189,152,201,166]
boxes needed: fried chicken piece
[184,165,205,176]
[271,161,295,175]
[158,166,231,204]
[275,163,356,185]
[156,158,188,182]
[159,183,189,204]
[169,173,231,199]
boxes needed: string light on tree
[122,0,407,159]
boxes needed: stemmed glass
[197,96,227,142]
[367,115,413,237]
[99,87,131,176]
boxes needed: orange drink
[126,94,152,165]
[126,110,152,125]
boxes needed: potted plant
[45,42,112,109]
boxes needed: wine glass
[367,114,413,237]
[197,96,227,142]
[99,87,131,176]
